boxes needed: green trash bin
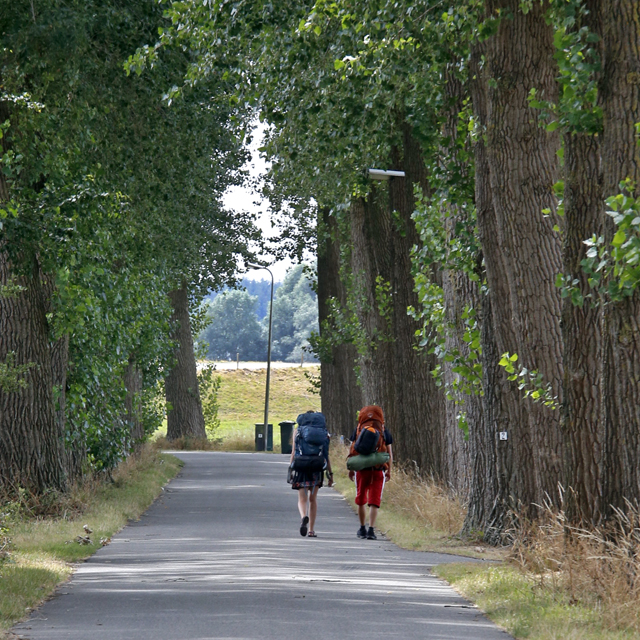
[279,421,295,455]
[255,424,273,451]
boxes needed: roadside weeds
[0,448,181,639]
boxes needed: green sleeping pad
[346,452,390,471]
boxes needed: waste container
[255,423,273,451]
[279,420,295,455]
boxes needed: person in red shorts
[348,406,393,540]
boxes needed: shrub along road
[13,452,511,640]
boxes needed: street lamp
[247,263,274,452]
[368,168,406,180]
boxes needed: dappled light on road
[14,453,510,640]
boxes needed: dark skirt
[290,468,324,490]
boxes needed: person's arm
[326,458,334,486]
[385,444,393,480]
[289,428,297,465]
[324,437,334,485]
[348,427,357,481]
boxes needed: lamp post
[367,168,406,181]
[247,263,274,451]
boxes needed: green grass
[155,365,321,452]
[0,449,181,637]
[214,366,319,452]
[216,365,320,430]
[436,563,639,640]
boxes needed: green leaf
[612,228,627,248]
[545,121,560,132]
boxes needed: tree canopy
[0,0,257,482]
[4,0,640,544]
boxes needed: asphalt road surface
[13,452,512,640]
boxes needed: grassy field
[0,449,181,638]
[216,365,320,429]
[156,365,321,452]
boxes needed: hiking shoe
[300,516,309,537]
[357,525,367,539]
[366,527,377,540]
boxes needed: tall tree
[202,289,265,361]
[482,0,564,511]
[317,208,362,437]
[166,284,206,440]
[599,0,640,517]
[0,0,256,485]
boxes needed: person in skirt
[288,420,334,538]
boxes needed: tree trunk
[464,44,504,538]
[388,127,447,479]
[562,130,604,523]
[482,0,564,513]
[50,333,84,479]
[317,207,362,439]
[436,72,483,497]
[50,335,69,443]
[349,194,399,435]
[0,97,66,493]
[0,251,67,493]
[599,0,640,517]
[165,283,206,440]
[125,355,144,450]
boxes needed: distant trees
[200,264,319,362]
[271,265,319,362]
[201,290,266,361]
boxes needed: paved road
[13,452,511,640]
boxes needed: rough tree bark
[317,207,362,438]
[0,98,66,493]
[124,355,144,450]
[0,252,67,493]
[562,131,604,523]
[599,0,640,517]
[349,194,399,437]
[483,0,564,514]
[388,126,447,479]
[556,0,605,526]
[165,282,206,440]
[464,43,503,539]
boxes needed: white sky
[223,123,293,283]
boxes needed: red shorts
[355,468,385,508]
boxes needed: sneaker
[300,515,309,537]
[366,527,377,540]
[357,525,367,539]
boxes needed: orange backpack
[349,405,388,468]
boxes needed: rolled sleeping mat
[346,452,390,471]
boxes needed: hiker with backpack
[288,410,333,538]
[347,405,393,540]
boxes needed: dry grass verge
[330,442,502,559]
[153,432,256,452]
[0,447,181,638]
[510,502,640,634]
[438,500,640,639]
